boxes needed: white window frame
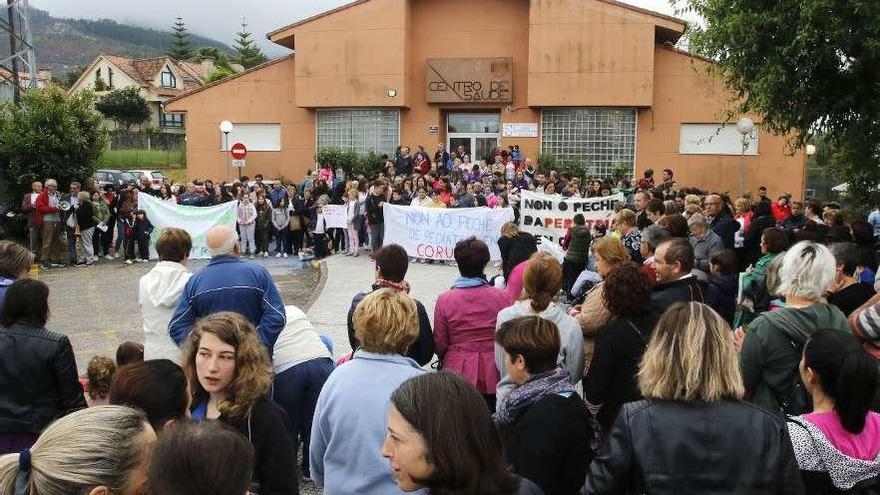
[315,108,401,156]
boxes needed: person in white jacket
[138,228,193,364]
[495,251,584,410]
[237,192,257,258]
[271,305,335,479]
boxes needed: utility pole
[0,0,38,106]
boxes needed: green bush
[315,147,386,179]
[0,87,107,199]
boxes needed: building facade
[166,0,805,196]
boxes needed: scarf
[452,276,488,289]
[375,279,410,293]
[495,368,573,426]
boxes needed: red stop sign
[230,143,247,159]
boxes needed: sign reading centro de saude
[426,57,513,103]
[519,191,624,243]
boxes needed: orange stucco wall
[635,48,805,199]
[165,57,316,183]
[168,0,805,197]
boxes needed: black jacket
[707,274,738,325]
[585,399,804,495]
[347,285,434,365]
[650,276,707,314]
[365,193,385,225]
[502,392,591,495]
[0,323,87,434]
[710,211,738,250]
[75,201,97,231]
[744,214,775,266]
[583,313,659,434]
[498,233,538,280]
[220,397,300,495]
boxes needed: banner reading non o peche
[138,193,238,259]
[519,191,624,243]
[383,204,514,260]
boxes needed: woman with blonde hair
[0,240,33,314]
[614,209,642,263]
[569,236,630,370]
[310,288,424,494]
[495,252,584,408]
[586,302,803,494]
[0,405,155,495]
[182,312,298,495]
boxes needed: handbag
[289,214,301,232]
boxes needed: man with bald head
[168,225,286,350]
[703,194,737,249]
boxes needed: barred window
[541,108,637,178]
[317,109,400,156]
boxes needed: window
[108,67,114,88]
[160,67,176,88]
[317,109,399,156]
[220,123,282,151]
[679,123,758,155]
[95,68,101,83]
[159,112,184,128]
[541,108,637,178]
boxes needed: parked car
[96,169,138,189]
[128,169,166,190]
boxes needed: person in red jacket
[34,179,66,268]
[771,194,792,224]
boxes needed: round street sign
[230,143,247,160]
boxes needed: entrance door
[447,113,500,164]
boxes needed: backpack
[768,311,812,415]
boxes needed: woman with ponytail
[787,330,880,494]
[495,252,584,409]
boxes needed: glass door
[475,137,498,163]
[447,113,501,165]
[448,137,472,158]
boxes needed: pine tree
[166,16,193,61]
[232,19,268,69]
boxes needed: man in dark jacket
[781,201,807,231]
[395,146,413,177]
[704,194,738,249]
[347,244,434,365]
[168,226,286,350]
[365,180,387,257]
[650,238,707,314]
[20,181,42,256]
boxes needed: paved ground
[40,256,322,375]
[306,253,459,361]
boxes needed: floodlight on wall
[387,89,398,98]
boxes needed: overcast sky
[32,0,698,57]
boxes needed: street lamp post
[219,120,234,184]
[736,117,755,197]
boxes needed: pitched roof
[98,55,205,96]
[164,54,295,108]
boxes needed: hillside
[3,8,234,79]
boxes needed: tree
[192,46,232,69]
[166,16,193,61]
[0,87,107,201]
[205,66,235,84]
[676,0,880,205]
[95,87,152,131]
[232,19,268,69]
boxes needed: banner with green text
[138,193,238,259]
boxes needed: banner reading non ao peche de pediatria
[519,191,624,243]
[383,204,514,260]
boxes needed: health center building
[165,0,806,196]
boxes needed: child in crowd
[116,341,144,366]
[272,198,290,257]
[254,195,272,258]
[129,210,153,263]
[318,162,334,183]
[84,356,116,407]
[237,193,257,258]
[311,204,328,260]
[511,144,521,167]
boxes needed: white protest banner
[519,191,624,243]
[321,204,348,229]
[138,193,238,259]
[383,204,514,260]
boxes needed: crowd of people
[1,143,880,495]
